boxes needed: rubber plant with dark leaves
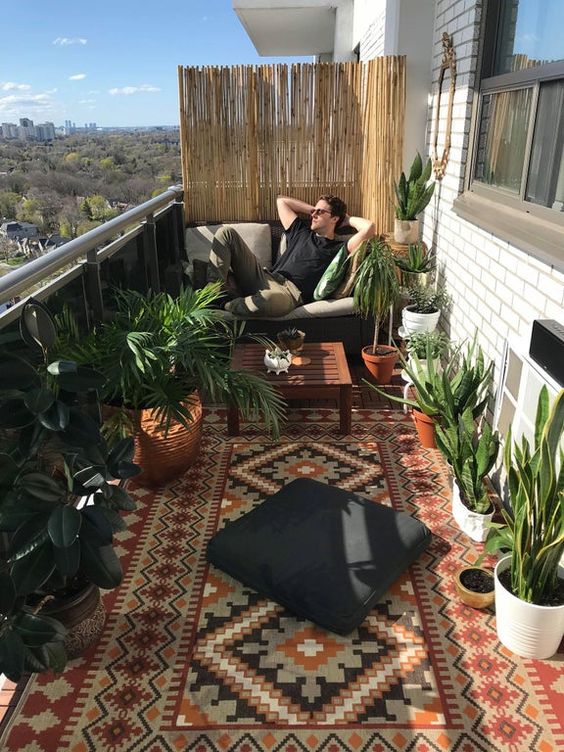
[0,299,140,682]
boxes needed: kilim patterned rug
[1,408,563,752]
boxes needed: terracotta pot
[455,566,495,609]
[394,218,419,244]
[106,391,203,487]
[412,408,436,448]
[361,345,398,385]
[41,583,105,659]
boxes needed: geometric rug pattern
[1,407,562,752]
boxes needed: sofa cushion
[184,223,273,276]
[221,296,355,321]
[207,478,431,634]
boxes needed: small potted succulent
[405,330,449,374]
[264,346,292,374]
[394,242,435,290]
[393,153,436,244]
[402,284,450,336]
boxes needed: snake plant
[394,152,436,220]
[483,386,564,604]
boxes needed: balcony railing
[0,185,185,343]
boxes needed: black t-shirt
[272,218,344,303]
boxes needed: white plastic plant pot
[452,480,493,543]
[264,350,292,375]
[402,306,441,335]
[407,355,442,376]
[494,555,564,660]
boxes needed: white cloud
[1,82,31,91]
[0,91,57,117]
[53,37,87,46]
[88,90,100,95]
[69,73,86,81]
[78,99,96,105]
[108,84,161,95]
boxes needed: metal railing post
[142,213,160,293]
[85,249,104,325]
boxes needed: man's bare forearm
[345,215,376,253]
[277,196,314,214]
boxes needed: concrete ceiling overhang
[233,1,337,56]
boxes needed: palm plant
[56,284,286,440]
[483,386,564,604]
[353,237,399,355]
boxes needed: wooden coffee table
[228,341,352,435]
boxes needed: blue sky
[0,0,309,128]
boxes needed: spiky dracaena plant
[394,153,436,220]
[483,386,564,604]
[353,238,399,355]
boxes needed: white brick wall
[361,0,564,394]
[359,0,564,395]
[424,1,563,391]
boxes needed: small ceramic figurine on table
[264,347,292,374]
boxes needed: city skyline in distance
[1,0,309,128]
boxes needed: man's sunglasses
[310,208,332,216]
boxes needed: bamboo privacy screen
[178,59,405,231]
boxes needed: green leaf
[20,298,57,351]
[74,464,107,489]
[107,437,135,467]
[11,540,56,595]
[0,572,16,615]
[39,400,70,431]
[8,514,51,560]
[24,388,55,415]
[47,505,82,547]
[0,399,35,429]
[20,472,65,502]
[47,360,77,375]
[13,611,65,647]
[107,485,136,512]
[44,641,67,673]
[59,408,102,448]
[79,537,123,590]
[56,366,105,393]
[0,354,39,391]
[0,626,25,682]
[0,453,19,485]
[53,538,80,577]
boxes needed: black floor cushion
[207,478,432,634]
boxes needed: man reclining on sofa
[206,194,375,318]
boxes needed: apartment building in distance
[1,117,56,141]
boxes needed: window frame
[454,0,564,270]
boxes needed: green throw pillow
[313,245,349,301]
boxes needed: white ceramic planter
[264,350,292,374]
[494,555,564,659]
[402,306,441,335]
[394,218,419,244]
[407,355,442,376]
[452,480,494,542]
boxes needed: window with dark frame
[470,0,564,218]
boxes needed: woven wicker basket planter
[106,391,203,487]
